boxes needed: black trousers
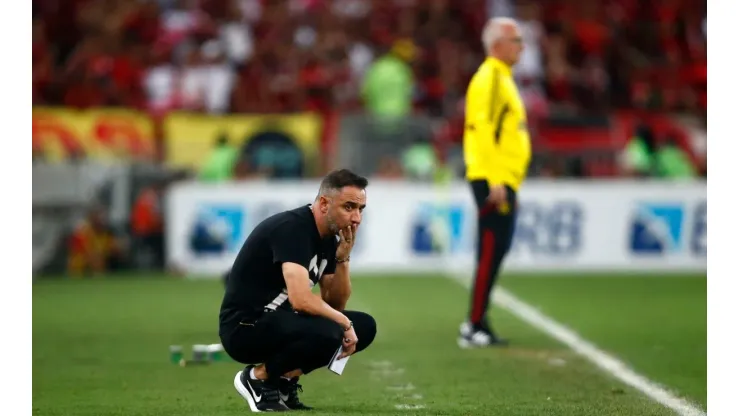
[467,182,517,326]
[220,309,377,380]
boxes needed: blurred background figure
[620,123,659,178]
[199,134,239,182]
[620,125,698,179]
[361,38,416,121]
[32,0,706,273]
[655,134,699,179]
[130,179,166,270]
[67,205,126,277]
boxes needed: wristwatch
[336,256,350,263]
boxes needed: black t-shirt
[219,205,338,333]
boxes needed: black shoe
[279,377,313,410]
[234,366,290,412]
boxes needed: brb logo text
[510,201,583,256]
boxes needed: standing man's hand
[336,225,357,261]
[486,185,507,205]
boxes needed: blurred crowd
[33,0,707,118]
[34,0,707,277]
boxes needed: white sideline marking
[454,277,706,416]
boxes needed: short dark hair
[317,169,368,198]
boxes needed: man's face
[495,24,524,66]
[321,186,367,235]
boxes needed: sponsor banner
[164,112,323,177]
[166,180,706,277]
[32,108,156,161]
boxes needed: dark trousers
[467,182,517,326]
[220,309,377,381]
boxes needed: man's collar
[308,204,335,241]
[487,56,513,76]
[307,204,324,241]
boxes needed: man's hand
[338,326,358,359]
[336,225,357,261]
[486,185,507,205]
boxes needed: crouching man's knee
[345,310,376,353]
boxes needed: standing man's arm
[465,72,507,207]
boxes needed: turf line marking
[368,360,394,369]
[395,404,427,410]
[386,383,416,392]
[376,366,426,411]
[371,367,405,376]
[452,277,706,416]
[357,295,427,412]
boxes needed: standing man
[459,17,531,348]
[219,169,377,412]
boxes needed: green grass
[32,273,706,415]
[501,274,707,407]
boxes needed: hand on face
[336,224,357,260]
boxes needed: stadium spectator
[144,48,179,113]
[513,2,546,106]
[67,206,125,277]
[401,139,438,182]
[131,181,166,269]
[200,134,239,182]
[619,123,658,178]
[219,1,255,67]
[655,134,698,179]
[361,39,416,120]
[33,0,708,118]
[198,39,237,114]
[31,0,707,179]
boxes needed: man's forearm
[325,262,352,310]
[291,292,351,329]
[469,179,490,208]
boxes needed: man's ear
[319,196,330,213]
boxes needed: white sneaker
[458,329,494,349]
[459,321,473,338]
[457,321,507,348]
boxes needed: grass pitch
[32,273,705,415]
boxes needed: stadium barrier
[165,179,706,277]
[164,112,324,176]
[32,108,157,162]
[32,108,326,176]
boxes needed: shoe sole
[458,336,508,348]
[234,371,261,413]
[457,336,475,349]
